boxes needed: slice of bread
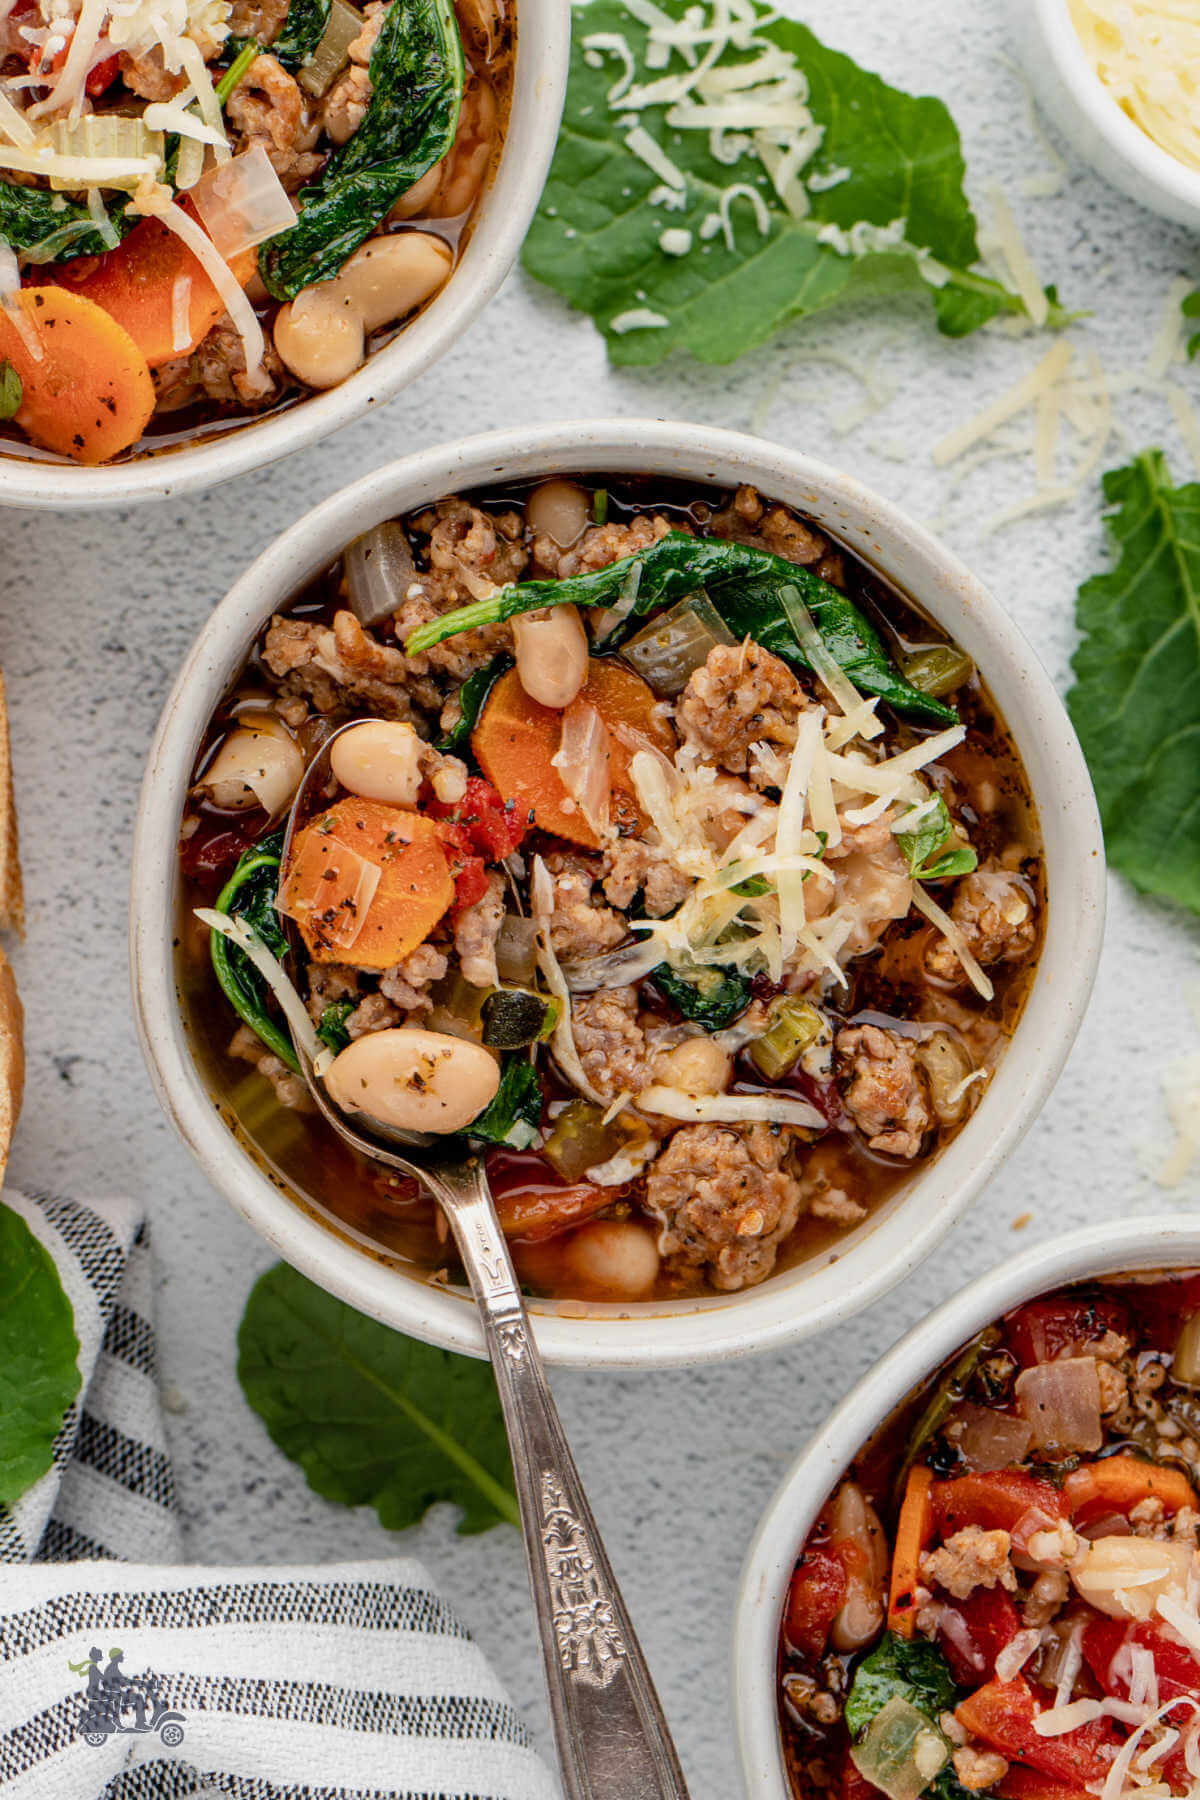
[0,943,24,1178]
[0,671,23,937]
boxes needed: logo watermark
[69,1648,186,1749]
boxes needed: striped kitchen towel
[0,1193,558,1800]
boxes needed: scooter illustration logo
[69,1647,187,1749]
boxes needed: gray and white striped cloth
[0,1192,557,1800]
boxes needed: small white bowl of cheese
[1014,0,1200,230]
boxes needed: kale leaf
[463,1055,542,1147]
[259,0,463,299]
[273,0,332,66]
[846,1634,973,1800]
[521,0,1064,366]
[316,1001,355,1055]
[210,830,298,1072]
[652,960,753,1032]
[238,1262,518,1533]
[406,531,956,727]
[0,182,133,262]
[0,1199,81,1507]
[437,653,513,755]
[1067,451,1200,914]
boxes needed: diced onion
[189,145,296,259]
[344,521,419,627]
[1015,1356,1102,1451]
[195,907,324,1070]
[551,701,612,838]
[953,1401,1033,1472]
[636,1085,826,1129]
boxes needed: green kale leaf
[237,1262,518,1533]
[652,959,753,1031]
[405,531,956,727]
[463,1055,543,1147]
[0,1200,81,1507]
[1067,451,1200,914]
[259,0,463,299]
[521,0,1063,366]
[0,182,133,262]
[437,653,514,755]
[846,1633,973,1800]
[209,829,298,1072]
[316,1001,355,1055]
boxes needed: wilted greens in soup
[777,1275,1200,1800]
[176,474,1044,1305]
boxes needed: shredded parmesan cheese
[911,885,994,1001]
[130,181,264,373]
[195,907,325,1072]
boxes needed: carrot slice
[0,288,153,463]
[50,217,255,368]
[887,1465,934,1638]
[1063,1454,1197,1519]
[278,798,454,970]
[471,659,676,849]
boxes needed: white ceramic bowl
[735,1217,1200,1800]
[1013,0,1200,229]
[0,0,568,509]
[130,418,1105,1369]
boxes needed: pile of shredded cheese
[1069,0,1200,175]
[576,0,949,339]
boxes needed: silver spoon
[279,722,691,1800]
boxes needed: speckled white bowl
[735,1219,1200,1800]
[1013,0,1200,229]
[130,418,1105,1369]
[0,0,568,509]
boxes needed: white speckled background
[4,1,1200,1793]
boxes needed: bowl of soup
[735,1219,1200,1800]
[130,418,1104,1366]
[0,0,565,504]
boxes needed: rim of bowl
[1029,0,1200,217]
[0,0,569,509]
[129,417,1106,1371]
[733,1216,1200,1800]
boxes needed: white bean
[325,1028,500,1135]
[273,289,365,389]
[337,233,453,334]
[200,716,303,814]
[563,1219,660,1299]
[513,605,590,709]
[526,479,592,548]
[330,720,423,806]
[1071,1536,1194,1620]
[652,1036,732,1096]
[272,234,452,389]
[828,1481,887,1651]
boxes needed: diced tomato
[997,1768,1095,1800]
[1118,1275,1200,1346]
[428,776,532,863]
[1005,1295,1130,1366]
[784,1542,848,1661]
[936,1585,1022,1685]
[956,1677,1119,1785]
[933,1472,1069,1541]
[450,852,491,913]
[1083,1616,1200,1704]
[28,40,118,95]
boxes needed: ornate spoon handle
[432,1157,691,1800]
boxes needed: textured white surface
[4,1,1200,1795]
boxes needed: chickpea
[273,234,453,389]
[325,1028,500,1135]
[526,479,592,549]
[199,714,303,815]
[652,1036,731,1096]
[513,605,589,709]
[1071,1536,1194,1620]
[330,720,423,807]
[563,1219,661,1300]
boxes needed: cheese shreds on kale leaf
[521,0,1068,366]
[1068,451,1200,916]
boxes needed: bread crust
[0,671,23,937]
[0,944,24,1177]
